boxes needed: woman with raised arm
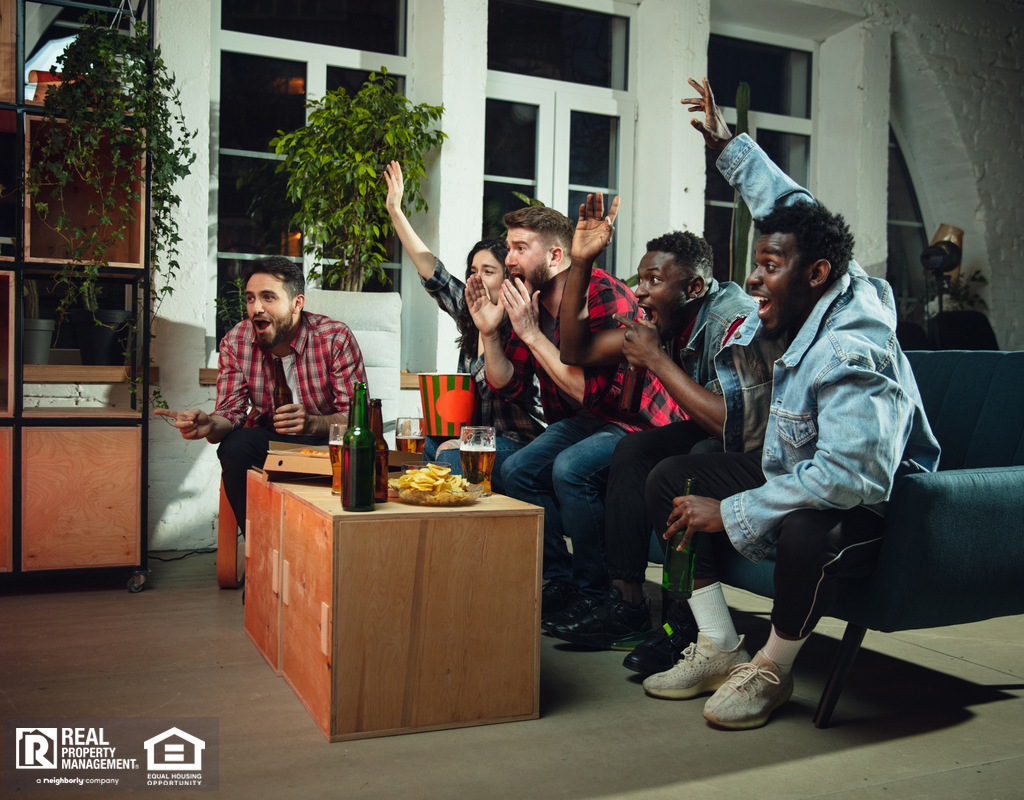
[384,161,545,493]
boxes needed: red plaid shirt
[214,312,366,431]
[491,268,683,433]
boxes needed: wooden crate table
[242,469,543,742]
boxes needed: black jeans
[604,421,716,584]
[645,450,885,639]
[217,427,327,528]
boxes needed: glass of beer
[460,426,496,496]
[329,423,343,495]
[395,417,426,454]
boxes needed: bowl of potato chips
[389,462,485,507]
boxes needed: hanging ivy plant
[26,14,196,322]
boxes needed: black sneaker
[541,579,578,619]
[621,602,698,675]
[548,586,654,648]
[541,593,597,633]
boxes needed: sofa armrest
[838,466,1024,631]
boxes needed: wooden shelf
[400,372,419,390]
[22,406,142,419]
[199,367,217,386]
[25,116,144,268]
[24,365,159,384]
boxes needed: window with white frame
[704,33,814,284]
[886,127,929,329]
[484,0,636,277]
[212,2,408,340]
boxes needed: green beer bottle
[662,477,698,598]
[342,382,375,512]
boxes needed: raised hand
[572,192,620,264]
[384,160,404,216]
[154,407,212,440]
[500,277,542,345]
[613,312,663,370]
[681,77,733,150]
[466,273,505,337]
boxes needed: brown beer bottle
[369,399,389,503]
[273,357,293,409]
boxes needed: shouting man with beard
[466,204,667,617]
[637,79,940,729]
[157,256,366,527]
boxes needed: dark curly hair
[456,238,512,355]
[755,201,855,281]
[646,231,713,282]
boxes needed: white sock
[687,583,739,651]
[757,626,808,674]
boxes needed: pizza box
[264,441,331,478]
[262,441,426,480]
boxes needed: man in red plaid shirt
[157,257,366,526]
[467,204,679,618]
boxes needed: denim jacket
[679,278,754,389]
[714,134,941,562]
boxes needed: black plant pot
[70,309,133,366]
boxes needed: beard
[252,314,292,350]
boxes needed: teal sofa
[717,350,1024,727]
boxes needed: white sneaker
[702,654,794,730]
[642,633,749,700]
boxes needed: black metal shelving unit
[1,0,153,591]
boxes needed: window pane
[756,130,809,188]
[708,35,811,119]
[222,0,403,56]
[569,111,617,190]
[488,0,629,90]
[483,181,536,239]
[705,133,735,203]
[326,67,405,96]
[485,99,537,180]
[703,205,736,284]
[886,131,929,327]
[220,52,306,153]
[218,155,299,256]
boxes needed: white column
[403,0,489,377]
[150,0,219,547]
[633,0,711,259]
[813,21,892,277]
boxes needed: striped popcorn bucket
[418,373,476,437]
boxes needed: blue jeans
[424,435,522,496]
[500,415,627,601]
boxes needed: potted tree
[25,14,195,367]
[271,69,446,291]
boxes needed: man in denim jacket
[641,79,941,730]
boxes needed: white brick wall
[883,0,1024,349]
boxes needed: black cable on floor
[148,549,217,562]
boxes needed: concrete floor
[1,552,1022,800]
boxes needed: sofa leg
[813,623,866,729]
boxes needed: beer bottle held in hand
[273,357,293,409]
[369,398,389,504]
[342,382,375,512]
[619,363,647,414]
[663,478,698,598]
